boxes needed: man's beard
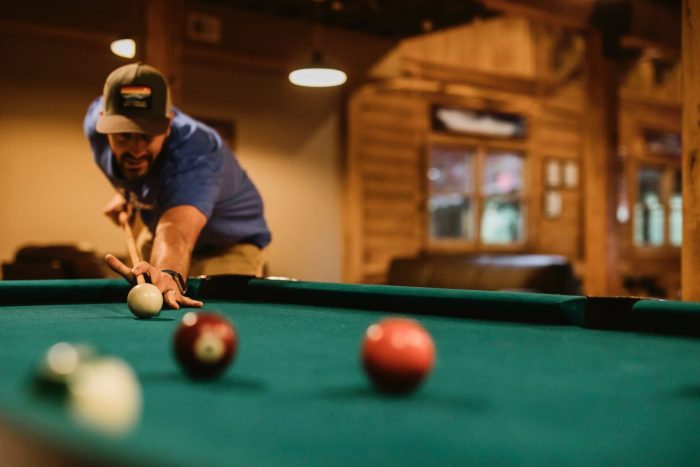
[119,152,155,180]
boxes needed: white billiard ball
[127,283,163,319]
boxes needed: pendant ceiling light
[110,37,136,59]
[289,50,347,87]
[289,0,347,88]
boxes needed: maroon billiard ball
[173,312,237,380]
[361,317,436,394]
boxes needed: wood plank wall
[535,79,585,260]
[395,17,536,77]
[346,19,591,284]
[344,88,428,283]
[619,96,681,297]
[346,15,678,291]
[618,46,681,297]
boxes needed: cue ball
[361,317,436,394]
[173,312,237,380]
[127,283,163,319]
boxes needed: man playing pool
[84,62,271,309]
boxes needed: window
[481,151,525,244]
[634,165,682,248]
[632,128,681,248]
[669,169,682,246]
[428,144,525,246]
[634,167,665,246]
[428,146,475,240]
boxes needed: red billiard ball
[173,312,237,380]
[361,317,436,394]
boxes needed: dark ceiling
[198,0,680,40]
[200,0,499,38]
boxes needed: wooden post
[144,0,184,103]
[682,0,700,300]
[582,31,622,296]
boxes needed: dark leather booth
[2,245,106,280]
[387,254,582,295]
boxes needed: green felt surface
[0,280,699,466]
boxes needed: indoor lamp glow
[289,51,347,88]
[110,38,136,59]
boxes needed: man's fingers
[104,254,135,283]
[131,261,154,277]
[180,297,204,308]
[161,289,203,310]
[163,289,180,310]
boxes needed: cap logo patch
[119,85,152,110]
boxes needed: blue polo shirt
[84,97,271,252]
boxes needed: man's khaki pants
[136,228,266,277]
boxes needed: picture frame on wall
[564,160,579,189]
[545,159,561,188]
[544,190,563,219]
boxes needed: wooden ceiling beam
[626,0,680,53]
[480,0,594,29]
[483,0,679,54]
[400,57,538,95]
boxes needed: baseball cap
[96,63,171,135]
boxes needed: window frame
[628,130,681,255]
[628,157,681,254]
[425,132,530,252]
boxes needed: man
[84,62,271,309]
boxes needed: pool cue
[118,211,146,286]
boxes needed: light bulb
[110,38,136,59]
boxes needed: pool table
[0,276,699,466]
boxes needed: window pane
[634,167,665,246]
[429,194,474,240]
[481,197,523,244]
[428,146,474,193]
[428,146,475,240]
[480,151,525,244]
[670,169,682,246]
[483,151,524,196]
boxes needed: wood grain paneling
[346,9,682,295]
[344,87,427,283]
[582,31,622,295]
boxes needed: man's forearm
[148,205,208,278]
[149,224,194,277]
